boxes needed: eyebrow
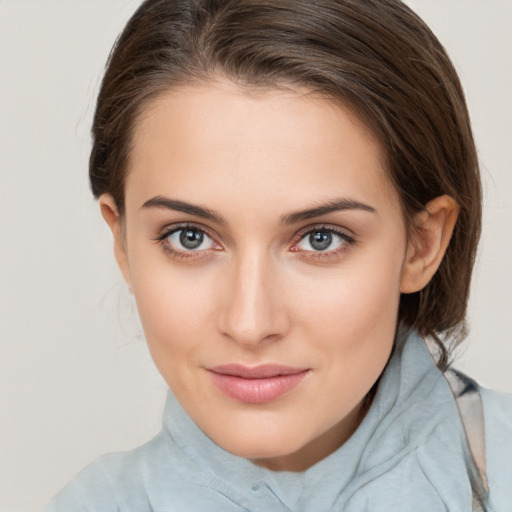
[141,195,377,226]
[280,198,377,225]
[141,196,226,225]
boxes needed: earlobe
[400,195,459,294]
[99,194,132,288]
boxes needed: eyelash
[154,223,221,261]
[154,223,356,261]
[291,224,356,260]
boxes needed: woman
[47,0,512,510]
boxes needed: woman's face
[111,80,411,471]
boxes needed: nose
[217,249,290,348]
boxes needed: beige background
[0,1,511,510]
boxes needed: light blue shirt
[47,332,512,511]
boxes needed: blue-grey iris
[180,229,204,249]
[310,231,332,251]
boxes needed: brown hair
[90,0,481,366]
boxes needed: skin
[101,79,458,472]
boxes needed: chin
[207,421,309,463]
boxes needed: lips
[207,364,309,404]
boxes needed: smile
[207,365,310,404]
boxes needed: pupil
[180,229,203,249]
[310,231,332,251]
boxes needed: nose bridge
[218,244,287,346]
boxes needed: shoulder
[45,457,119,512]
[45,430,186,511]
[480,387,512,511]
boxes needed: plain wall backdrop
[0,1,511,510]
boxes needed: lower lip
[208,370,309,404]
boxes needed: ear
[99,194,132,288]
[400,195,459,294]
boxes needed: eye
[158,225,218,252]
[293,227,354,253]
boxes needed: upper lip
[208,364,309,379]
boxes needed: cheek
[298,248,404,337]
[130,260,216,355]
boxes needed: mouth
[207,364,310,404]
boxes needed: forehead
[125,79,399,217]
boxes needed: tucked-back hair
[90,0,482,366]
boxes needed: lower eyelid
[160,246,216,264]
